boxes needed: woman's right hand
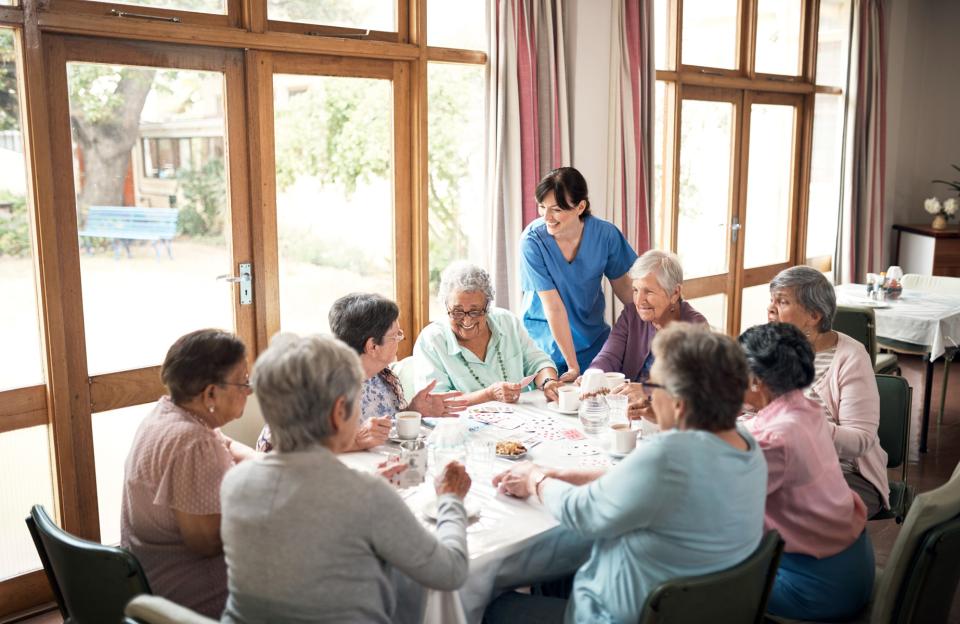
[486,381,522,403]
[355,416,391,449]
[435,461,472,499]
[559,366,581,383]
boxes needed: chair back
[638,530,784,624]
[391,356,419,403]
[890,515,960,624]
[833,305,878,367]
[25,504,151,623]
[901,274,960,295]
[876,374,911,470]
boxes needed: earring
[208,405,215,413]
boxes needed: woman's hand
[435,461,472,498]
[613,383,656,422]
[492,461,544,499]
[558,366,581,383]
[355,416,392,449]
[542,379,561,402]
[377,456,408,481]
[409,379,469,416]
[486,381,522,403]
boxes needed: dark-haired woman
[121,329,256,617]
[739,323,873,622]
[520,167,638,378]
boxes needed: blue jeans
[767,530,875,622]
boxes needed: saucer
[546,401,578,415]
[388,432,426,444]
[422,498,481,521]
[607,448,635,459]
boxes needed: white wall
[885,0,960,261]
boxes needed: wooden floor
[11,355,960,624]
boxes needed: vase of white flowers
[929,165,960,229]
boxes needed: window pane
[687,293,726,330]
[739,283,771,334]
[816,0,852,87]
[677,99,734,279]
[743,103,796,269]
[93,403,152,546]
[428,63,487,321]
[682,0,738,69]
[83,0,225,13]
[274,74,395,334]
[0,29,44,391]
[754,0,802,75]
[67,64,233,375]
[806,93,844,263]
[428,0,486,51]
[268,0,395,31]
[653,80,674,249]
[654,0,672,70]
[0,426,56,580]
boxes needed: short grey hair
[251,333,364,452]
[629,250,684,294]
[769,266,836,333]
[437,261,495,310]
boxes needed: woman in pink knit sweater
[766,266,888,518]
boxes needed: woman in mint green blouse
[414,262,560,406]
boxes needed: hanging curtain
[487,0,570,310]
[837,0,887,283]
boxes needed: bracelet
[533,472,550,503]
[538,377,559,391]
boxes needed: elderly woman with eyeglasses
[257,293,467,452]
[766,266,888,518]
[414,261,561,405]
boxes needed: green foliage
[178,157,226,237]
[0,191,30,257]
[0,30,19,132]
[932,164,960,196]
[280,228,382,275]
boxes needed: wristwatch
[538,377,559,391]
[533,471,550,502]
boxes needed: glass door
[43,35,255,543]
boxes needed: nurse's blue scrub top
[520,215,638,374]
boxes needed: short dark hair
[161,329,247,404]
[738,322,815,397]
[535,167,592,220]
[328,293,400,355]
[651,323,748,432]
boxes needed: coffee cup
[610,423,636,454]
[395,411,422,439]
[604,372,626,390]
[558,386,580,412]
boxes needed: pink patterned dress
[120,396,235,617]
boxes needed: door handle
[216,263,253,305]
[731,217,741,243]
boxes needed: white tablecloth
[835,283,960,360]
[339,391,641,624]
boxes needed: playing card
[564,441,600,456]
[518,373,537,387]
[492,415,524,430]
[578,456,611,468]
[561,429,585,440]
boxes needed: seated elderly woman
[121,329,257,617]
[766,265,888,518]
[590,249,706,420]
[487,323,767,623]
[740,323,873,622]
[221,333,471,622]
[257,292,466,452]
[414,261,561,405]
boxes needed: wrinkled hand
[377,456,408,481]
[355,416,391,449]
[613,383,656,422]
[559,367,581,383]
[543,380,561,403]
[435,461,472,498]
[492,461,541,499]
[487,381,522,403]
[409,379,469,416]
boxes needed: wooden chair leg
[940,356,952,426]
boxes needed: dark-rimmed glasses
[640,380,665,398]
[447,308,487,321]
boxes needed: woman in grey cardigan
[220,333,471,624]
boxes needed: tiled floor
[11,355,960,624]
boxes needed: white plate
[388,432,426,444]
[422,498,481,521]
[546,401,578,415]
[607,448,635,459]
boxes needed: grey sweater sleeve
[368,481,469,591]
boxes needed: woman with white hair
[221,333,472,623]
[414,261,561,405]
[591,249,706,420]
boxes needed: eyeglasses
[640,380,665,398]
[447,308,487,320]
[219,381,252,391]
[384,328,405,343]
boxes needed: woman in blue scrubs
[520,167,637,378]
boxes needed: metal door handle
[216,263,253,305]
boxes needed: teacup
[604,372,626,390]
[558,386,580,412]
[580,368,609,398]
[395,411,422,439]
[610,423,636,454]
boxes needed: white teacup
[558,386,580,412]
[604,372,626,390]
[395,411,422,439]
[610,423,636,454]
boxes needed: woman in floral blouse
[257,293,467,452]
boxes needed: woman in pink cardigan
[740,322,872,620]
[766,266,888,518]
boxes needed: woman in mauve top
[740,322,873,622]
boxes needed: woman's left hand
[492,461,543,499]
[542,379,561,403]
[409,379,470,417]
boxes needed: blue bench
[78,206,179,259]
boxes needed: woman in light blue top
[520,167,638,379]
[414,262,561,406]
[490,323,768,624]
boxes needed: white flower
[924,197,943,215]
[945,198,959,216]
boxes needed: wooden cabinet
[894,224,960,277]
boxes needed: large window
[654,0,852,333]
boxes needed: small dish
[422,498,481,521]
[546,401,578,415]
[496,451,527,461]
[387,432,426,444]
[606,448,634,459]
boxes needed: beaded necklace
[460,343,508,390]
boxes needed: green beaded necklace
[460,344,508,390]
